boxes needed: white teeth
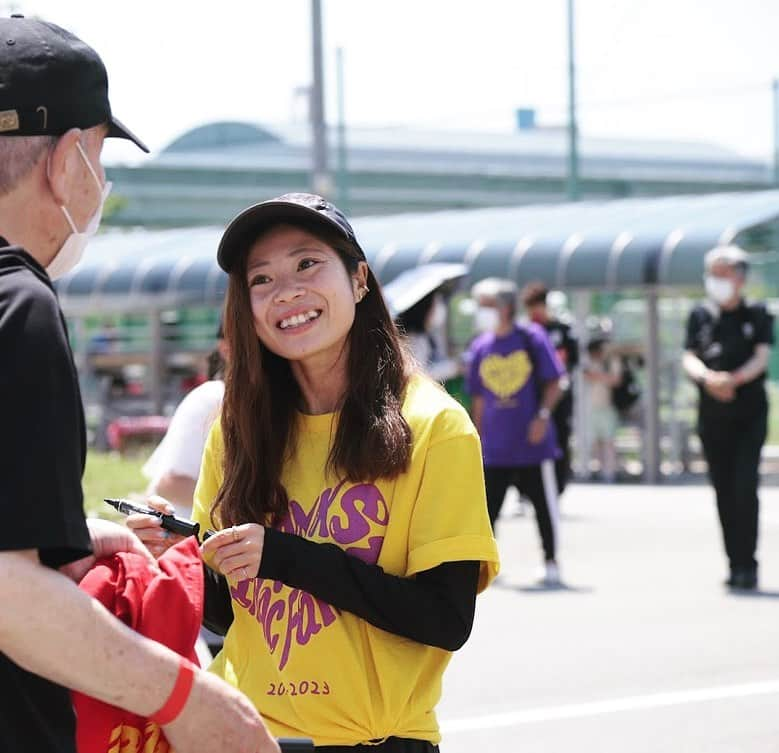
[279,310,320,329]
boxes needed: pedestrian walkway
[438,483,779,753]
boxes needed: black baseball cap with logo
[217,192,366,273]
[0,15,148,152]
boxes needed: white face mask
[427,296,447,331]
[474,305,500,333]
[704,275,736,306]
[47,142,112,281]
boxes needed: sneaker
[734,569,758,591]
[540,561,561,587]
[726,567,758,591]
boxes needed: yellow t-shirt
[193,373,499,746]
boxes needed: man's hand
[201,524,265,584]
[703,371,736,403]
[61,519,158,582]
[165,668,280,753]
[87,518,159,566]
[527,416,549,445]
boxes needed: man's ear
[46,129,82,207]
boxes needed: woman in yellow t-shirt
[133,193,499,751]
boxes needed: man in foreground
[0,15,277,752]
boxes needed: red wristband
[150,656,196,726]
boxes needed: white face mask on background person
[474,305,500,333]
[427,295,447,331]
[704,275,736,306]
[47,142,112,281]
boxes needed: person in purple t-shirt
[466,278,565,585]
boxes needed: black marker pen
[104,498,213,540]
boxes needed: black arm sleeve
[202,563,235,636]
[259,528,480,651]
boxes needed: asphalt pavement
[437,481,779,753]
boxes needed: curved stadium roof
[149,121,768,183]
[57,190,779,313]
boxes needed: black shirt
[684,299,775,420]
[0,239,91,753]
[543,318,579,374]
[543,317,579,423]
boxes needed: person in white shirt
[143,325,227,518]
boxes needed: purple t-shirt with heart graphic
[466,323,564,467]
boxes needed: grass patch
[82,450,151,520]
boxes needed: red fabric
[106,416,170,451]
[72,537,203,753]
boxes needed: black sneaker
[729,568,758,591]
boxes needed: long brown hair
[212,220,413,528]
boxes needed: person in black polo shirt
[683,245,775,591]
[0,15,276,753]
[522,281,579,493]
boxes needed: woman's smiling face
[245,224,366,364]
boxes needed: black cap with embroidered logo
[0,15,148,152]
[217,192,366,272]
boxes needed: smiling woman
[131,192,500,751]
[214,197,412,527]
[244,224,367,371]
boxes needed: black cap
[0,15,148,152]
[217,192,366,272]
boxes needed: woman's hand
[125,495,186,559]
[201,524,265,583]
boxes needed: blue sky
[12,0,779,164]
